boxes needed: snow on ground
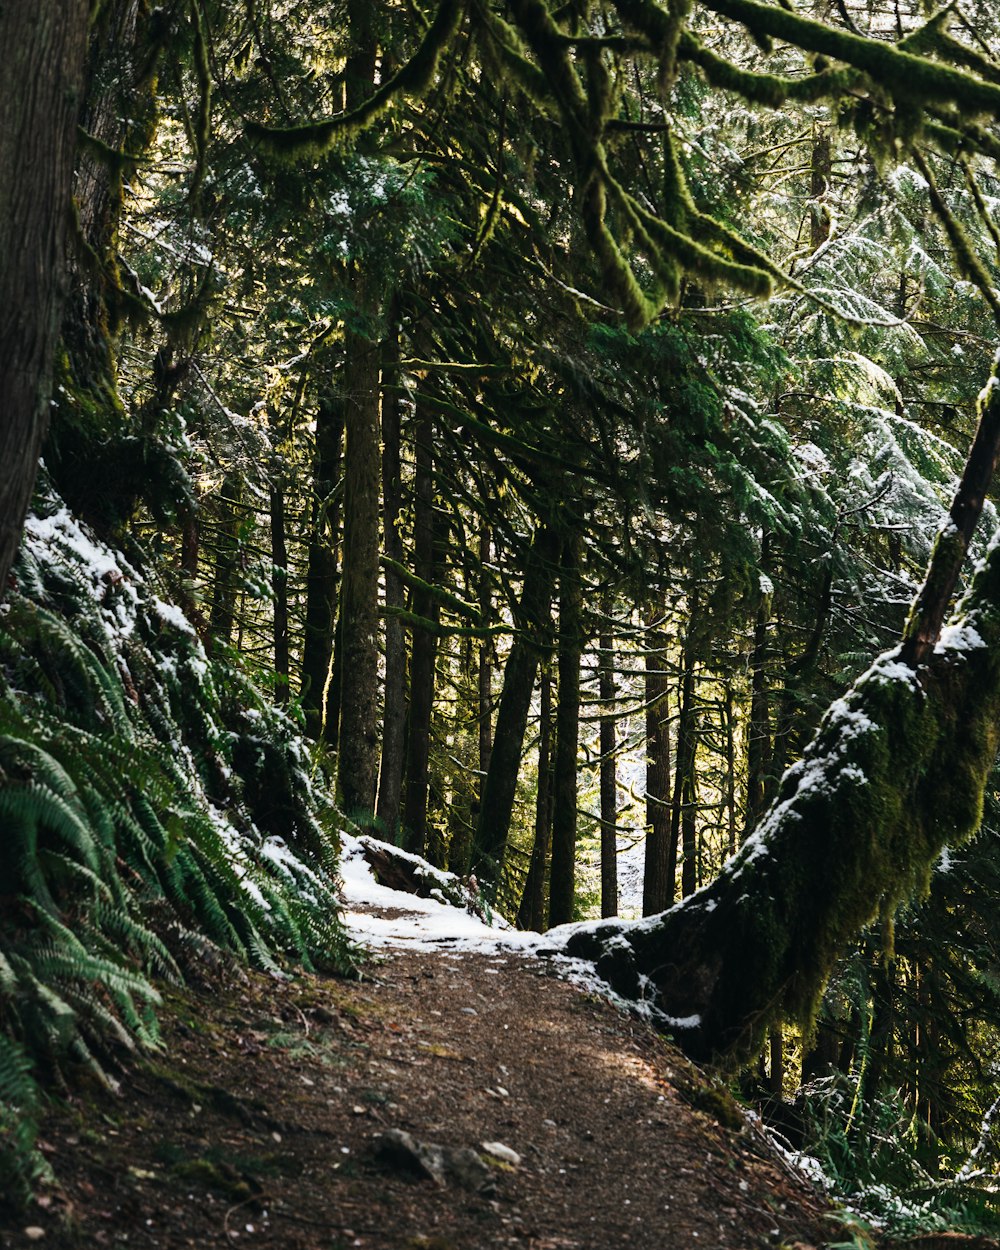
[337,834,673,1027]
[339,833,540,954]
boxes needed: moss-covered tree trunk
[48,0,164,527]
[0,1,88,598]
[565,362,1000,1064]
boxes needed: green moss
[247,0,463,160]
[681,1080,745,1132]
[590,505,1000,1063]
[703,0,1000,116]
[170,1157,254,1200]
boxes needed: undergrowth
[0,492,352,1209]
[795,1076,1000,1240]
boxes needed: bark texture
[338,321,382,819]
[301,397,344,740]
[0,1,88,597]
[337,1,382,818]
[376,321,407,835]
[549,533,583,929]
[599,625,618,919]
[643,611,673,914]
[402,407,439,856]
[472,525,559,891]
[517,664,553,931]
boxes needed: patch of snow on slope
[338,836,681,1027]
[339,834,535,953]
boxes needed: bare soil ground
[0,938,865,1250]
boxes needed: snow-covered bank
[338,833,540,953]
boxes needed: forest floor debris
[0,946,843,1250]
[0,848,991,1250]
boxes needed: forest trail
[0,844,924,1249]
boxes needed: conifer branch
[701,0,1000,115]
[245,0,464,159]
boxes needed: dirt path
[0,936,844,1250]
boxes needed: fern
[0,1035,50,1211]
[0,495,352,1208]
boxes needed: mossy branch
[901,350,1000,665]
[912,149,1000,327]
[963,156,1000,265]
[469,0,557,109]
[382,605,507,638]
[76,127,145,176]
[380,556,482,623]
[677,30,852,104]
[701,0,1000,115]
[245,0,464,159]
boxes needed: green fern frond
[0,1034,49,1207]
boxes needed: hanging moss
[246,0,464,160]
[702,0,1000,117]
[912,149,1000,325]
[469,0,556,110]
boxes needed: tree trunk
[671,601,700,900]
[402,406,439,856]
[724,684,737,858]
[599,619,618,919]
[337,314,382,820]
[49,0,163,528]
[744,552,772,839]
[472,524,559,893]
[0,1,89,598]
[857,944,896,1117]
[450,523,492,877]
[643,607,673,914]
[326,609,346,753]
[208,474,243,648]
[563,365,1000,1061]
[270,479,290,705]
[549,532,583,929]
[301,396,344,740]
[478,523,494,797]
[517,664,553,931]
[809,129,832,252]
[377,314,407,836]
[337,0,382,820]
